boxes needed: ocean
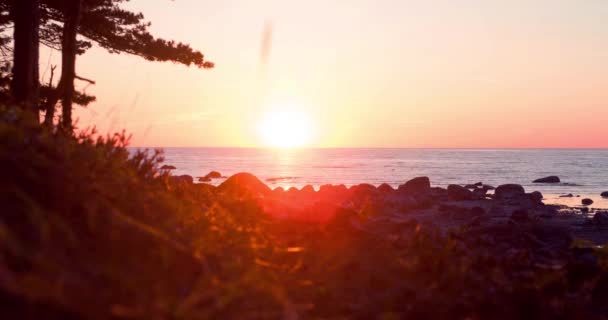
[135,148,608,208]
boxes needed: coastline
[191,175,608,209]
[177,172,608,245]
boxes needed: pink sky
[42,0,608,148]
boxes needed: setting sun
[258,109,312,148]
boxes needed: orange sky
[41,0,608,148]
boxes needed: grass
[1,105,608,319]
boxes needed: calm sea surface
[132,148,608,208]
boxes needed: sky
[42,0,608,148]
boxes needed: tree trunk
[60,0,82,131]
[11,0,40,112]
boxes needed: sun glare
[258,109,312,149]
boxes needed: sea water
[132,148,608,208]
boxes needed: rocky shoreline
[171,172,608,245]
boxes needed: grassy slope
[1,107,608,319]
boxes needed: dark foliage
[1,107,608,319]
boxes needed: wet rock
[464,184,477,189]
[510,209,529,223]
[161,165,176,170]
[560,193,574,198]
[447,184,473,201]
[398,176,430,194]
[495,184,525,201]
[218,172,271,196]
[533,176,560,183]
[582,198,594,206]
[601,191,608,198]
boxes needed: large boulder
[582,198,594,206]
[494,184,525,201]
[533,176,560,183]
[398,176,431,194]
[601,191,608,198]
[218,172,271,196]
[447,184,473,201]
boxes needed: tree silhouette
[11,0,40,111]
[1,0,214,127]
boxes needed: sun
[258,109,312,149]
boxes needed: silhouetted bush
[1,106,607,319]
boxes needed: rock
[447,184,473,201]
[472,188,488,200]
[287,187,299,196]
[474,182,483,187]
[398,177,430,194]
[430,187,448,199]
[495,184,525,201]
[385,194,418,210]
[301,185,316,194]
[601,191,608,198]
[510,209,529,223]
[378,183,394,193]
[161,165,176,170]
[582,198,594,206]
[560,193,574,198]
[199,171,222,182]
[528,191,544,204]
[533,176,560,183]
[464,184,477,189]
[593,211,608,225]
[218,172,271,196]
[206,171,222,179]
[170,174,193,184]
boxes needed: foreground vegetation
[1,108,608,319]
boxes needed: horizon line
[128,146,608,150]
